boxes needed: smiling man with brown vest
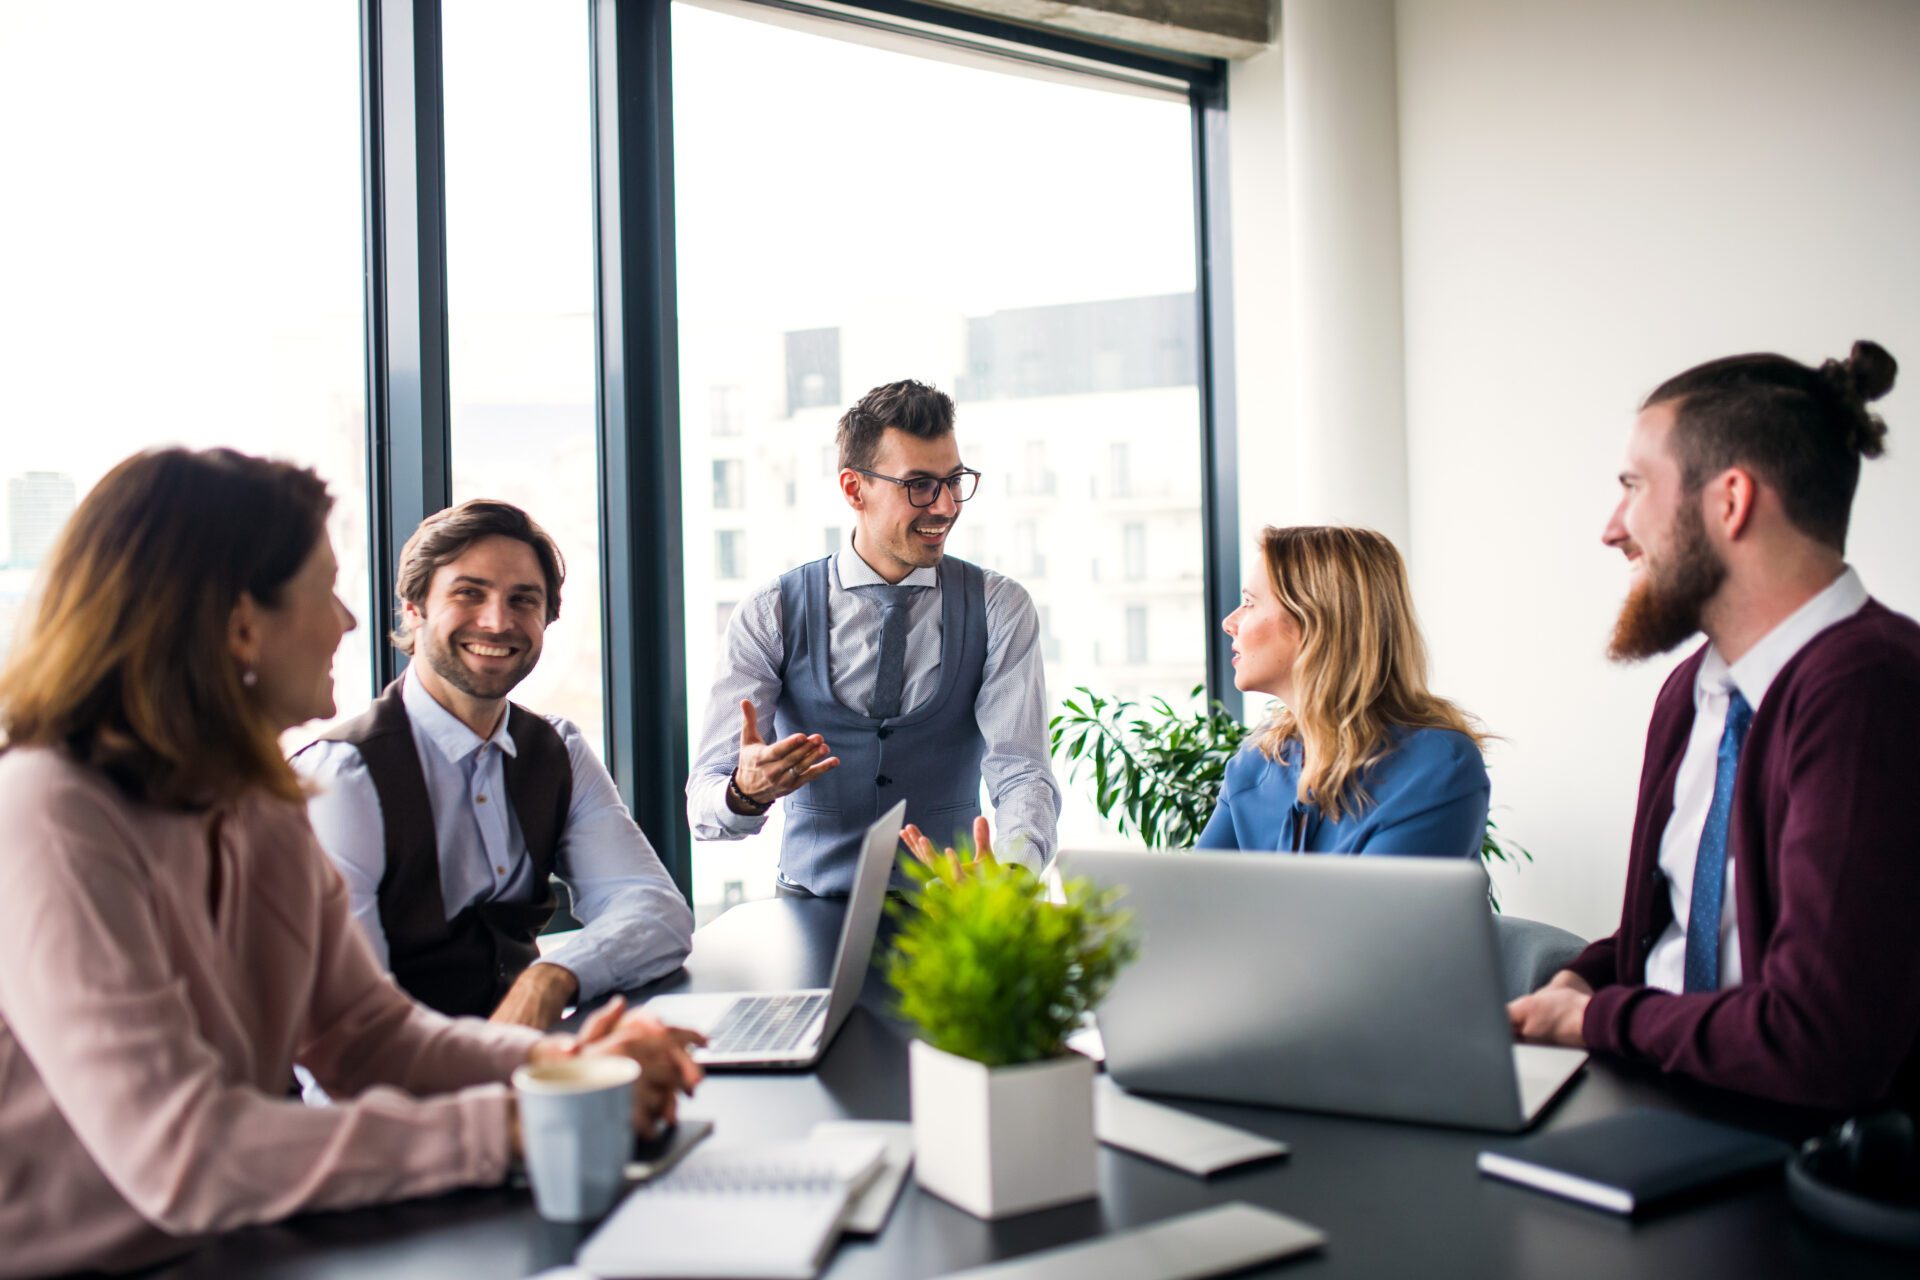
[294,501,691,1029]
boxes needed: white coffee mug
[511,1056,641,1222]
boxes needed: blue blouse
[1194,726,1488,857]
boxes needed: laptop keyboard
[705,992,828,1055]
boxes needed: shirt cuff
[1581,982,1644,1057]
[715,791,770,836]
[532,952,609,1006]
[993,829,1046,876]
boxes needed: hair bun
[1842,340,1898,402]
[1817,341,1895,459]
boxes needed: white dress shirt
[687,531,1062,872]
[1644,567,1869,993]
[293,669,692,1003]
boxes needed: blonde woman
[1199,526,1489,856]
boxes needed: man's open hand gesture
[730,699,838,809]
[900,815,997,879]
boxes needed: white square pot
[908,1038,1098,1219]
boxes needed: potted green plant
[885,849,1136,1219]
[1049,685,1533,908]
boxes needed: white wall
[1227,40,1293,573]
[1282,0,1410,544]
[1234,0,1920,937]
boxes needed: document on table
[934,1203,1326,1279]
[577,1136,887,1279]
[810,1120,914,1234]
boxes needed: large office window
[2,2,1229,912]
[442,0,605,757]
[672,2,1208,915]
[0,2,372,741]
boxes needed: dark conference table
[151,899,1909,1279]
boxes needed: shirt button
[476,794,488,804]
[496,865,508,876]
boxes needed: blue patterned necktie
[866,586,915,720]
[1683,686,1754,994]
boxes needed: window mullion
[360,0,454,693]
[591,0,693,898]
[1193,81,1242,720]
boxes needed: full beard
[1606,504,1727,662]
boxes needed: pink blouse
[0,747,544,1277]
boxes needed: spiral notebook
[576,1136,887,1279]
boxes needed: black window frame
[359,0,1240,901]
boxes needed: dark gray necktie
[867,585,915,720]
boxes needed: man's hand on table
[900,815,997,880]
[523,995,708,1142]
[1506,970,1593,1048]
[490,961,580,1030]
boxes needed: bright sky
[0,0,1195,476]
[671,2,1196,335]
[0,1,364,483]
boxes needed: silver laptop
[642,800,905,1068]
[1069,849,1586,1132]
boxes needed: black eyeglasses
[852,467,982,508]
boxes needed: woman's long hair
[0,448,333,807]
[1253,526,1485,821]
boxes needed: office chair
[1492,914,1587,1000]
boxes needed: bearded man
[1507,341,1920,1111]
[294,501,691,1028]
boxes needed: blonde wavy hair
[1253,526,1485,821]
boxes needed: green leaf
[884,852,1138,1066]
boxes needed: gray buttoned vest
[774,554,990,895]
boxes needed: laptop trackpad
[639,993,741,1035]
[1513,1044,1587,1120]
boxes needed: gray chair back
[1492,913,1587,1001]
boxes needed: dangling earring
[242,665,259,689]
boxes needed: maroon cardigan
[1565,599,1920,1111]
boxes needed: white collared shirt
[1644,567,1869,993]
[294,669,692,1002]
[824,533,946,713]
[686,529,1061,871]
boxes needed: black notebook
[1477,1108,1792,1215]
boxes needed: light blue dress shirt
[1195,725,1488,857]
[292,670,692,1003]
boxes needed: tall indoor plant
[1049,685,1533,907]
[885,850,1135,1219]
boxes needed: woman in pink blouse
[0,448,702,1277]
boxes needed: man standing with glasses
[687,379,1061,896]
